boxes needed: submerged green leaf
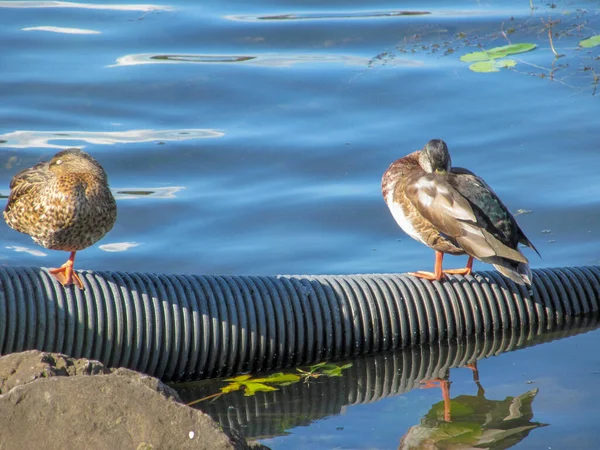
[579,35,600,48]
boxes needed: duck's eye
[434,168,445,173]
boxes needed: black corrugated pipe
[0,266,598,381]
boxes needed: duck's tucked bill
[381,139,539,285]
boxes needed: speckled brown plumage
[4,148,117,289]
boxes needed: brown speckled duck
[381,139,539,285]
[4,148,117,290]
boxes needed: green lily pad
[460,43,536,63]
[579,35,600,48]
[460,51,492,62]
[469,61,499,72]
[486,43,536,58]
[469,59,516,73]
[496,59,517,68]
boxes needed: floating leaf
[309,362,329,371]
[243,382,278,396]
[252,373,301,384]
[469,61,500,73]
[322,367,344,377]
[460,51,494,62]
[496,59,516,68]
[224,374,252,382]
[469,59,516,73]
[461,43,536,64]
[579,35,600,48]
[221,382,242,393]
[486,43,536,58]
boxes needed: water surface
[1,0,599,448]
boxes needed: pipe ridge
[214,275,248,374]
[276,276,307,365]
[154,274,180,380]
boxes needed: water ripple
[110,53,420,68]
[114,186,185,200]
[228,10,430,21]
[22,26,100,34]
[0,1,172,11]
[0,128,224,149]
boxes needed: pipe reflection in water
[174,315,598,444]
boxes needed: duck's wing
[450,167,540,257]
[405,170,529,264]
[5,162,52,212]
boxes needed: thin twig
[186,391,224,407]
[548,28,564,58]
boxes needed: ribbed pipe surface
[0,266,598,381]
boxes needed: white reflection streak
[113,186,185,200]
[110,53,372,68]
[0,129,224,149]
[99,242,141,252]
[0,1,172,11]
[22,26,100,34]
[6,246,47,257]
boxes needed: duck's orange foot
[409,271,444,281]
[419,378,448,389]
[442,256,474,277]
[442,267,472,276]
[49,262,84,290]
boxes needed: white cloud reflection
[22,26,101,34]
[0,128,224,149]
[0,1,172,11]
[6,246,47,257]
[99,242,141,252]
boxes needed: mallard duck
[381,139,539,285]
[4,148,117,290]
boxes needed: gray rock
[0,351,269,450]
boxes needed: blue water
[1,0,599,448]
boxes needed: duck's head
[418,139,451,174]
[49,148,107,179]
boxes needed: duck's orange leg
[443,256,474,276]
[420,378,452,422]
[466,361,485,397]
[410,251,444,280]
[49,251,84,290]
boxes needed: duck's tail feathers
[521,235,541,258]
[492,259,533,286]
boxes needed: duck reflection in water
[399,362,547,449]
